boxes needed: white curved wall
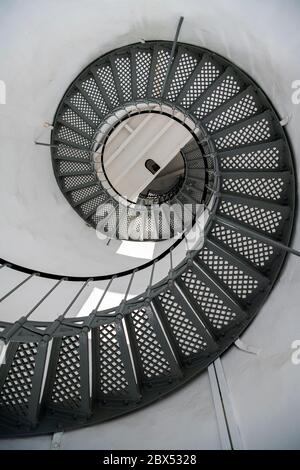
[0,0,300,450]
[1,0,299,277]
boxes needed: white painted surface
[0,372,221,450]
[221,248,300,449]
[117,240,155,259]
[104,113,191,201]
[0,0,299,276]
[0,0,174,276]
[0,0,300,450]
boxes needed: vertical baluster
[0,273,36,303]
[95,276,116,312]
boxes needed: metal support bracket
[51,431,64,450]
[161,16,184,97]
[279,114,291,127]
[208,358,243,450]
[234,338,261,355]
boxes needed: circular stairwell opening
[90,101,215,241]
[141,153,184,200]
[101,112,191,204]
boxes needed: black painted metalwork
[50,40,215,241]
[0,39,296,437]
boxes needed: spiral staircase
[0,37,295,439]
